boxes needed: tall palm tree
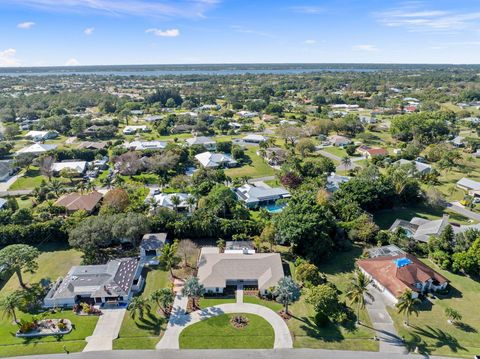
[341,156,352,172]
[150,288,175,316]
[186,196,196,213]
[0,293,20,324]
[396,289,420,326]
[158,242,178,278]
[128,297,151,320]
[346,270,373,324]
[182,277,205,310]
[48,179,64,198]
[170,195,181,213]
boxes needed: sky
[0,0,479,67]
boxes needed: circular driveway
[156,303,293,349]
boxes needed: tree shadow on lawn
[454,322,477,333]
[434,285,463,300]
[317,246,363,275]
[293,315,345,343]
[412,325,467,353]
[136,312,166,336]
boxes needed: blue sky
[0,0,479,66]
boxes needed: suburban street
[447,201,480,222]
[9,349,461,359]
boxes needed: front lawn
[225,147,276,179]
[112,267,170,350]
[322,146,348,158]
[199,297,236,309]
[179,313,274,349]
[387,259,480,358]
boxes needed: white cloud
[65,58,80,66]
[290,6,325,14]
[376,4,480,32]
[145,28,180,37]
[9,0,219,19]
[353,44,379,52]
[0,48,21,67]
[17,21,35,29]
[84,27,95,35]
[304,39,316,44]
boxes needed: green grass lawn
[387,259,480,358]
[0,243,97,357]
[225,147,276,179]
[113,267,170,350]
[286,246,378,351]
[322,146,348,158]
[9,168,71,191]
[199,297,236,309]
[179,313,274,349]
[244,295,283,312]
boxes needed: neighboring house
[0,160,12,182]
[16,143,57,156]
[197,249,284,295]
[327,135,351,147]
[25,130,58,142]
[144,115,163,122]
[52,161,87,174]
[233,183,290,208]
[44,258,144,308]
[0,198,7,209]
[326,172,350,192]
[151,193,194,212]
[130,110,144,116]
[195,152,237,168]
[356,145,388,158]
[462,117,480,125]
[242,134,267,144]
[451,136,465,147]
[359,115,377,124]
[237,110,258,118]
[125,140,167,151]
[140,233,168,265]
[456,178,480,195]
[123,125,148,135]
[54,191,103,214]
[357,245,449,303]
[185,136,217,151]
[394,159,433,176]
[259,147,287,166]
[224,241,256,254]
[77,141,107,150]
[389,215,450,243]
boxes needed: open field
[179,313,274,349]
[387,259,480,358]
[225,147,276,179]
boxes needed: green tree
[128,296,151,320]
[182,276,205,310]
[444,307,462,325]
[150,288,175,316]
[0,244,40,288]
[272,276,301,314]
[0,292,21,323]
[346,270,373,324]
[341,156,352,171]
[296,262,325,287]
[396,289,420,326]
[306,284,342,323]
[158,241,179,278]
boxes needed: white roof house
[195,152,237,168]
[242,134,267,143]
[326,172,350,192]
[395,159,432,175]
[185,136,216,150]
[123,125,148,135]
[233,183,290,208]
[457,178,480,192]
[52,161,87,174]
[25,130,58,141]
[151,193,193,212]
[16,143,57,155]
[237,110,258,118]
[125,141,166,151]
[328,135,352,147]
[390,216,450,243]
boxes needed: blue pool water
[264,203,286,213]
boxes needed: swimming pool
[264,203,287,213]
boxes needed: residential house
[359,115,377,124]
[451,136,465,147]
[151,193,194,212]
[52,161,87,174]
[25,130,58,142]
[326,172,350,192]
[237,110,258,118]
[394,159,433,176]
[140,233,168,265]
[16,143,57,156]
[77,141,107,150]
[195,152,237,168]
[357,245,449,303]
[0,198,7,209]
[125,141,167,151]
[197,248,284,295]
[123,125,148,135]
[144,115,164,122]
[357,145,388,158]
[327,135,351,147]
[259,147,287,166]
[389,215,450,243]
[44,258,144,308]
[457,178,480,196]
[185,136,217,151]
[242,134,267,144]
[224,241,256,254]
[54,191,103,214]
[233,183,290,208]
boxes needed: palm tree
[182,277,205,310]
[341,156,352,172]
[150,288,175,317]
[0,293,20,324]
[186,196,196,213]
[128,296,151,320]
[445,307,462,325]
[346,270,373,324]
[158,242,178,278]
[272,276,300,315]
[170,195,181,213]
[396,289,420,326]
[76,181,86,194]
[216,238,226,253]
[48,179,64,198]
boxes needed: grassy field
[0,243,96,357]
[286,246,378,351]
[113,267,170,350]
[225,147,276,179]
[179,313,274,349]
[322,146,348,158]
[9,168,71,191]
[387,259,480,358]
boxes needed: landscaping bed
[16,319,72,337]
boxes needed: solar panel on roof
[394,257,412,268]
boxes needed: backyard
[225,147,276,179]
[387,259,480,358]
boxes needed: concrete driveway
[83,309,126,352]
[156,303,293,349]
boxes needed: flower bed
[73,303,102,316]
[16,319,72,337]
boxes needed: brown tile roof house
[55,191,103,213]
[357,248,448,302]
[78,141,107,150]
[357,145,388,158]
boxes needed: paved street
[447,201,480,222]
[9,348,461,359]
[157,303,293,349]
[317,149,362,171]
[83,309,126,352]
